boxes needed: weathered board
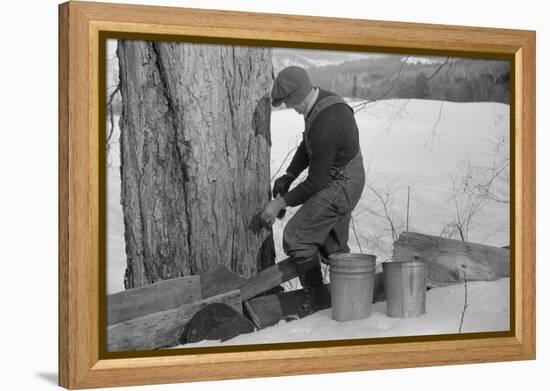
[201,264,247,298]
[106,275,201,325]
[240,257,298,301]
[106,290,242,352]
[392,231,509,287]
[107,265,243,326]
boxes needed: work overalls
[283,96,366,286]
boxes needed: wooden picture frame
[58,0,536,389]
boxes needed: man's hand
[272,173,295,198]
[260,196,287,226]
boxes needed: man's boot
[292,253,322,286]
[292,254,331,311]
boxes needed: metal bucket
[328,253,376,322]
[382,260,426,318]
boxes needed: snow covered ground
[175,278,509,348]
[106,98,510,341]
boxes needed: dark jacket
[283,88,360,207]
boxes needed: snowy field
[175,277,509,348]
[106,98,510,341]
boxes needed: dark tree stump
[179,303,255,344]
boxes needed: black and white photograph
[104,38,511,353]
[4,0,548,388]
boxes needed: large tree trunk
[117,40,275,289]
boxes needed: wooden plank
[244,286,329,329]
[392,231,509,287]
[106,290,242,352]
[107,265,245,326]
[106,276,201,325]
[201,264,247,298]
[240,257,298,301]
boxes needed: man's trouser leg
[319,211,352,261]
[284,152,365,288]
[283,182,352,287]
[291,212,353,287]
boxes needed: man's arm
[283,114,344,206]
[286,140,309,178]
[283,136,337,207]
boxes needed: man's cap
[271,66,313,107]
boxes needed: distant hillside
[272,48,372,73]
[303,55,509,104]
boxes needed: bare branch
[469,131,510,204]
[270,146,298,181]
[350,214,364,254]
[364,180,401,242]
[406,185,411,232]
[381,99,411,134]
[423,100,445,151]
[442,157,498,242]
[458,271,469,333]
[427,57,450,81]
[352,56,410,114]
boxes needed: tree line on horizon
[305,56,510,104]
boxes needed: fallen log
[106,275,201,325]
[106,289,242,352]
[392,231,509,287]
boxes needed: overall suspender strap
[303,95,360,176]
[304,95,353,156]
[305,95,352,130]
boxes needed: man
[260,66,365,290]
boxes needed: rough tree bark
[117,40,275,289]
